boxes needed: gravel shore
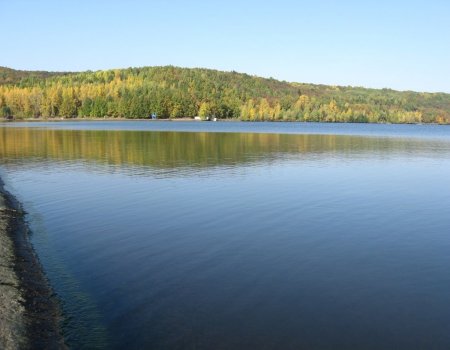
[0,180,66,349]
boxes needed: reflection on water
[1,123,450,349]
[2,127,449,171]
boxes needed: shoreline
[0,179,66,349]
[1,117,447,125]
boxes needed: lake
[1,121,450,349]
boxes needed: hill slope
[0,66,69,85]
[0,66,449,123]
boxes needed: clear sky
[1,0,449,92]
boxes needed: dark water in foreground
[1,121,450,349]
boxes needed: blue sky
[1,0,449,92]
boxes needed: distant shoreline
[1,66,449,124]
[0,179,66,349]
[1,117,446,125]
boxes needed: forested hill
[0,66,449,123]
[0,66,69,85]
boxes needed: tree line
[0,66,449,123]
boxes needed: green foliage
[0,66,449,123]
[198,102,212,118]
[0,66,69,85]
[1,106,12,118]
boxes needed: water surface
[1,121,450,349]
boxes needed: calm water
[1,121,450,349]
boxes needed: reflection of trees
[0,128,448,169]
